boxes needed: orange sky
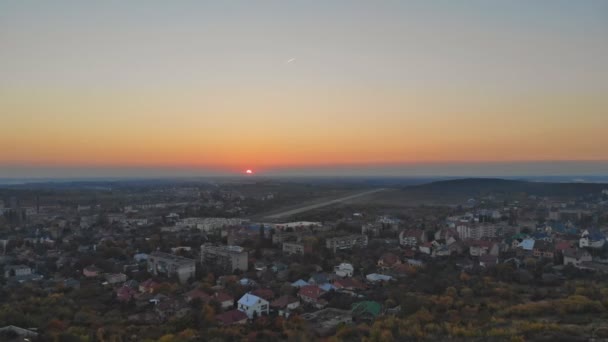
[1,2,607,176]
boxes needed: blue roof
[291,279,308,287]
[588,229,605,241]
[239,278,254,286]
[366,273,393,282]
[519,239,535,250]
[238,293,264,306]
[319,283,335,292]
[309,273,329,284]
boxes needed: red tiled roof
[216,309,248,325]
[555,240,574,251]
[270,295,299,308]
[251,288,275,301]
[333,278,366,290]
[379,252,400,265]
[116,286,137,301]
[298,285,324,300]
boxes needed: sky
[1,1,607,178]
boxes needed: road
[262,188,387,220]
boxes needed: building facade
[325,235,368,252]
[147,252,196,284]
[201,244,248,273]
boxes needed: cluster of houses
[2,187,608,338]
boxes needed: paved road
[263,188,387,220]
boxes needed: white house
[237,293,269,319]
[334,263,354,277]
[579,229,606,249]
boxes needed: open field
[257,188,387,220]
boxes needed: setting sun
[245,169,253,175]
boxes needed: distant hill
[402,178,608,198]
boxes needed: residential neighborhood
[1,179,608,340]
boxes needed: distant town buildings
[201,244,248,273]
[147,252,196,284]
[325,235,368,252]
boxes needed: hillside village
[1,181,608,341]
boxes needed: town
[1,178,608,341]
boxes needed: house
[377,253,401,269]
[468,240,499,257]
[419,242,432,255]
[319,283,336,292]
[580,229,606,249]
[563,249,592,267]
[334,263,354,277]
[133,253,149,263]
[554,240,575,254]
[116,285,138,302]
[308,273,330,286]
[270,295,300,317]
[213,292,235,310]
[532,232,553,242]
[399,229,426,247]
[333,278,366,293]
[216,309,248,325]
[291,279,309,288]
[365,273,393,283]
[298,285,327,308]
[251,288,275,302]
[434,227,459,242]
[83,265,102,278]
[533,241,554,259]
[237,293,269,319]
[104,273,127,285]
[407,259,425,268]
[517,238,535,255]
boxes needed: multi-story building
[4,265,32,278]
[362,223,382,237]
[325,235,368,252]
[201,244,248,273]
[456,224,498,240]
[282,242,311,255]
[147,252,196,284]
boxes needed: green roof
[351,301,382,318]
